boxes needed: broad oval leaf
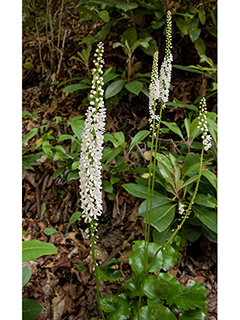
[69,211,82,225]
[134,304,176,320]
[44,228,59,236]
[129,241,179,275]
[125,80,143,96]
[22,267,32,288]
[176,280,207,310]
[122,183,161,199]
[201,170,217,190]
[129,130,150,151]
[138,196,176,232]
[22,239,58,262]
[116,3,138,12]
[22,299,44,320]
[100,295,131,319]
[105,80,126,99]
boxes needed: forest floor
[22,7,217,320]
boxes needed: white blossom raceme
[178,202,185,215]
[197,97,212,151]
[79,42,106,223]
[148,11,172,132]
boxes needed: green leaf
[41,203,46,216]
[116,2,138,12]
[138,196,176,232]
[58,134,75,142]
[23,62,34,69]
[72,161,80,171]
[129,130,150,151]
[175,18,188,35]
[143,273,182,305]
[194,37,206,56]
[122,27,138,48]
[129,241,179,275]
[22,239,58,262]
[184,118,191,139]
[176,280,207,310]
[44,228,58,236]
[22,299,44,320]
[122,183,161,199]
[98,10,110,22]
[100,295,131,319]
[105,80,126,99]
[75,5,101,20]
[202,225,217,243]
[22,267,32,288]
[69,211,82,225]
[22,128,38,145]
[193,193,217,208]
[182,222,202,242]
[201,170,217,190]
[187,18,201,42]
[169,154,180,183]
[135,304,176,320]
[179,308,207,320]
[103,72,119,84]
[182,174,199,188]
[66,170,79,183]
[125,273,144,297]
[68,119,85,141]
[102,180,113,193]
[103,146,123,165]
[192,206,217,233]
[113,132,125,144]
[198,9,206,25]
[52,166,66,179]
[98,258,123,281]
[110,176,120,185]
[161,121,183,139]
[125,80,143,96]
[73,262,85,272]
[63,83,90,93]
[182,153,200,177]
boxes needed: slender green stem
[138,101,164,319]
[90,222,106,320]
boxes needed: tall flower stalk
[138,11,173,318]
[79,41,106,320]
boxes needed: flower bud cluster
[178,202,185,215]
[197,97,212,151]
[79,42,106,223]
[148,11,172,132]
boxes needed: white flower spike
[198,97,212,151]
[79,42,106,223]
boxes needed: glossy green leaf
[129,241,179,275]
[182,174,199,188]
[22,239,58,262]
[175,18,188,35]
[98,10,110,22]
[201,170,217,190]
[100,295,131,320]
[202,225,217,243]
[105,80,126,99]
[103,146,123,165]
[152,220,178,243]
[129,130,150,151]
[182,153,200,177]
[62,83,90,92]
[143,273,182,305]
[52,166,66,179]
[22,128,38,145]
[187,18,201,42]
[66,170,79,182]
[198,9,206,25]
[44,228,58,236]
[125,80,143,96]
[98,258,123,281]
[169,154,180,182]
[193,206,217,233]
[182,222,202,243]
[161,121,183,139]
[116,2,138,12]
[177,280,207,310]
[138,196,176,232]
[122,183,161,199]
[179,307,208,320]
[122,27,138,48]
[22,267,32,288]
[184,118,191,139]
[125,273,144,297]
[134,304,175,320]
[114,132,125,144]
[194,37,206,56]
[68,119,85,141]
[73,262,85,272]
[193,193,217,208]
[22,299,44,320]
[69,211,82,225]
[102,180,113,193]
[58,134,75,142]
